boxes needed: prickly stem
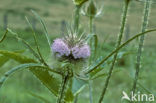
[98,0,130,102]
[57,72,69,103]
[132,0,151,93]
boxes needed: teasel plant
[0,0,156,103]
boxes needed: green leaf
[29,67,60,96]
[0,50,37,63]
[64,88,74,102]
[31,10,51,50]
[0,50,25,67]
[28,92,51,103]
[0,56,9,67]
[0,63,43,88]
[30,67,74,102]
[0,50,73,101]
[72,77,87,96]
[0,50,62,98]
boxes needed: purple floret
[72,44,91,59]
[51,38,70,57]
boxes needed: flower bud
[81,0,103,18]
[87,0,97,17]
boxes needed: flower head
[87,0,97,17]
[51,37,91,60]
[51,38,70,57]
[72,44,90,59]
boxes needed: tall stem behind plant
[132,0,151,93]
[98,0,130,102]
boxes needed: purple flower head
[51,38,70,57]
[72,44,91,59]
[51,38,91,59]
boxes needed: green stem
[98,1,130,102]
[89,16,94,63]
[57,73,69,103]
[132,0,151,93]
[89,16,94,34]
[89,16,97,60]
[74,5,81,32]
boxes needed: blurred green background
[0,0,156,103]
